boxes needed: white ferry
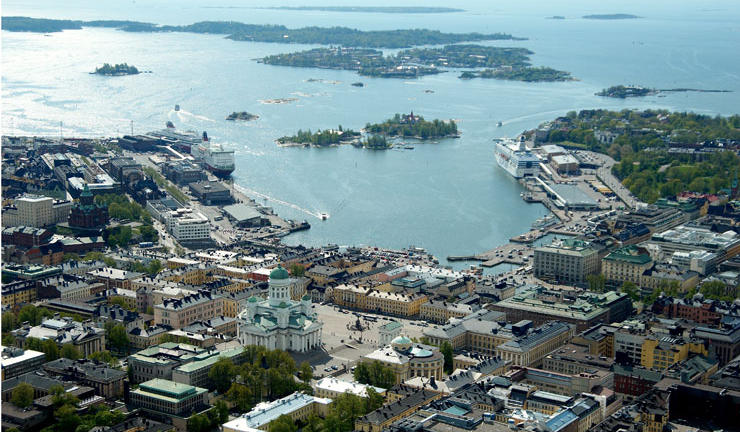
[494,137,540,178]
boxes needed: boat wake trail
[169,109,215,123]
[233,184,326,220]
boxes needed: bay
[2,0,739,267]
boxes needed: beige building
[534,238,600,284]
[363,336,444,384]
[495,321,575,367]
[602,245,653,287]
[422,309,509,355]
[420,300,477,324]
[154,290,224,329]
[2,195,73,228]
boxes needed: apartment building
[2,194,73,228]
[154,290,224,329]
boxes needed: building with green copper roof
[130,378,207,417]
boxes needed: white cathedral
[237,265,323,352]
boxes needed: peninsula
[365,113,459,140]
[226,111,259,121]
[535,109,740,202]
[92,63,140,76]
[1,16,524,49]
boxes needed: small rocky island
[596,85,655,98]
[226,111,259,121]
[93,63,140,76]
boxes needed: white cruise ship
[495,137,540,178]
[191,132,235,178]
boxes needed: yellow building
[602,245,653,287]
[366,290,427,318]
[640,336,708,370]
[419,300,476,324]
[332,284,368,310]
[1,281,37,309]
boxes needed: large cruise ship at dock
[148,124,235,177]
[191,132,235,178]
[494,137,540,178]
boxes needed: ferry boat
[319,213,329,220]
[150,124,201,153]
[495,137,540,178]
[532,214,557,229]
[174,104,180,112]
[191,132,236,178]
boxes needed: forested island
[260,45,570,81]
[92,63,139,76]
[1,16,523,49]
[365,113,459,139]
[226,112,259,121]
[276,127,361,146]
[596,85,654,98]
[262,6,465,13]
[461,67,573,82]
[597,85,732,98]
[583,14,640,20]
[536,109,740,202]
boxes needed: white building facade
[237,266,323,352]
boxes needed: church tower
[268,265,291,306]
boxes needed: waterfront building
[534,238,600,285]
[222,392,332,432]
[188,180,232,205]
[161,160,206,185]
[494,321,576,367]
[236,266,323,352]
[164,208,210,242]
[1,194,73,228]
[154,290,224,329]
[1,346,46,380]
[489,286,632,332]
[602,245,653,287]
[363,336,444,384]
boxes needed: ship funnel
[202,131,209,142]
[166,121,174,128]
[518,136,526,151]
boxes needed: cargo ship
[494,137,539,178]
[191,132,235,178]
